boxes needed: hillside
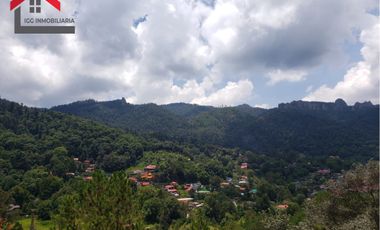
[0,98,194,174]
[0,98,378,229]
[52,98,379,159]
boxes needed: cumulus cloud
[191,79,254,106]
[267,69,307,85]
[304,22,379,104]
[0,0,378,107]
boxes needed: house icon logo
[10,0,75,34]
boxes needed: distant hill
[52,98,379,159]
[0,98,151,166]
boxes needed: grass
[18,218,54,230]
[178,187,189,198]
[126,165,144,172]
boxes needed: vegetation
[52,98,379,159]
[0,98,378,229]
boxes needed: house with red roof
[165,185,175,190]
[83,176,93,181]
[144,165,157,172]
[129,177,138,183]
[140,182,151,187]
[276,204,289,210]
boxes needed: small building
[196,190,210,194]
[129,177,138,183]
[167,188,178,193]
[238,180,249,185]
[241,163,248,169]
[191,183,201,191]
[165,185,175,190]
[83,176,93,181]
[249,188,258,194]
[141,172,154,180]
[177,198,194,204]
[140,182,151,187]
[85,167,95,173]
[65,172,75,177]
[144,165,157,172]
[318,169,331,175]
[167,188,179,196]
[183,184,193,192]
[240,175,248,180]
[171,181,178,187]
[131,170,144,175]
[220,182,230,188]
[276,204,289,210]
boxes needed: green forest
[0,98,378,229]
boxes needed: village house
[317,169,331,175]
[177,198,194,205]
[83,176,93,181]
[196,189,210,194]
[144,165,157,172]
[165,184,175,190]
[276,204,289,210]
[220,182,230,188]
[130,169,144,175]
[129,177,138,183]
[164,184,179,196]
[183,184,193,192]
[141,172,154,180]
[171,181,178,187]
[85,163,96,173]
[140,182,151,187]
[190,182,201,191]
[249,188,258,194]
[168,189,179,197]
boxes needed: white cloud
[267,69,307,85]
[191,79,254,106]
[254,104,272,109]
[0,0,377,107]
[304,22,379,104]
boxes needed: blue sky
[254,37,365,107]
[0,0,378,108]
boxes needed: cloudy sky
[0,0,379,108]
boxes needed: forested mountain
[52,98,379,159]
[0,98,145,164]
[0,98,213,177]
[0,98,378,229]
[51,98,190,140]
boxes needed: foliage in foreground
[51,161,379,230]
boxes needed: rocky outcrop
[278,99,377,111]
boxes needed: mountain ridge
[51,98,379,159]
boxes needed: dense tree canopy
[0,98,378,229]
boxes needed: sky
[0,0,379,108]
